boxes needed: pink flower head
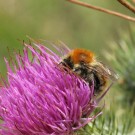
[0,42,102,135]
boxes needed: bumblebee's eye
[60,56,74,69]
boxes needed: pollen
[71,49,94,64]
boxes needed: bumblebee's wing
[99,62,119,81]
[87,62,119,81]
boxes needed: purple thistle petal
[0,42,105,135]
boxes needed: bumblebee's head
[71,49,94,64]
[60,48,95,69]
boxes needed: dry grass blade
[67,0,135,22]
[117,0,135,13]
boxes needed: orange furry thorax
[70,49,94,64]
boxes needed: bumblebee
[59,48,118,95]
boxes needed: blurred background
[0,0,132,75]
[0,0,135,134]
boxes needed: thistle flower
[0,42,102,135]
